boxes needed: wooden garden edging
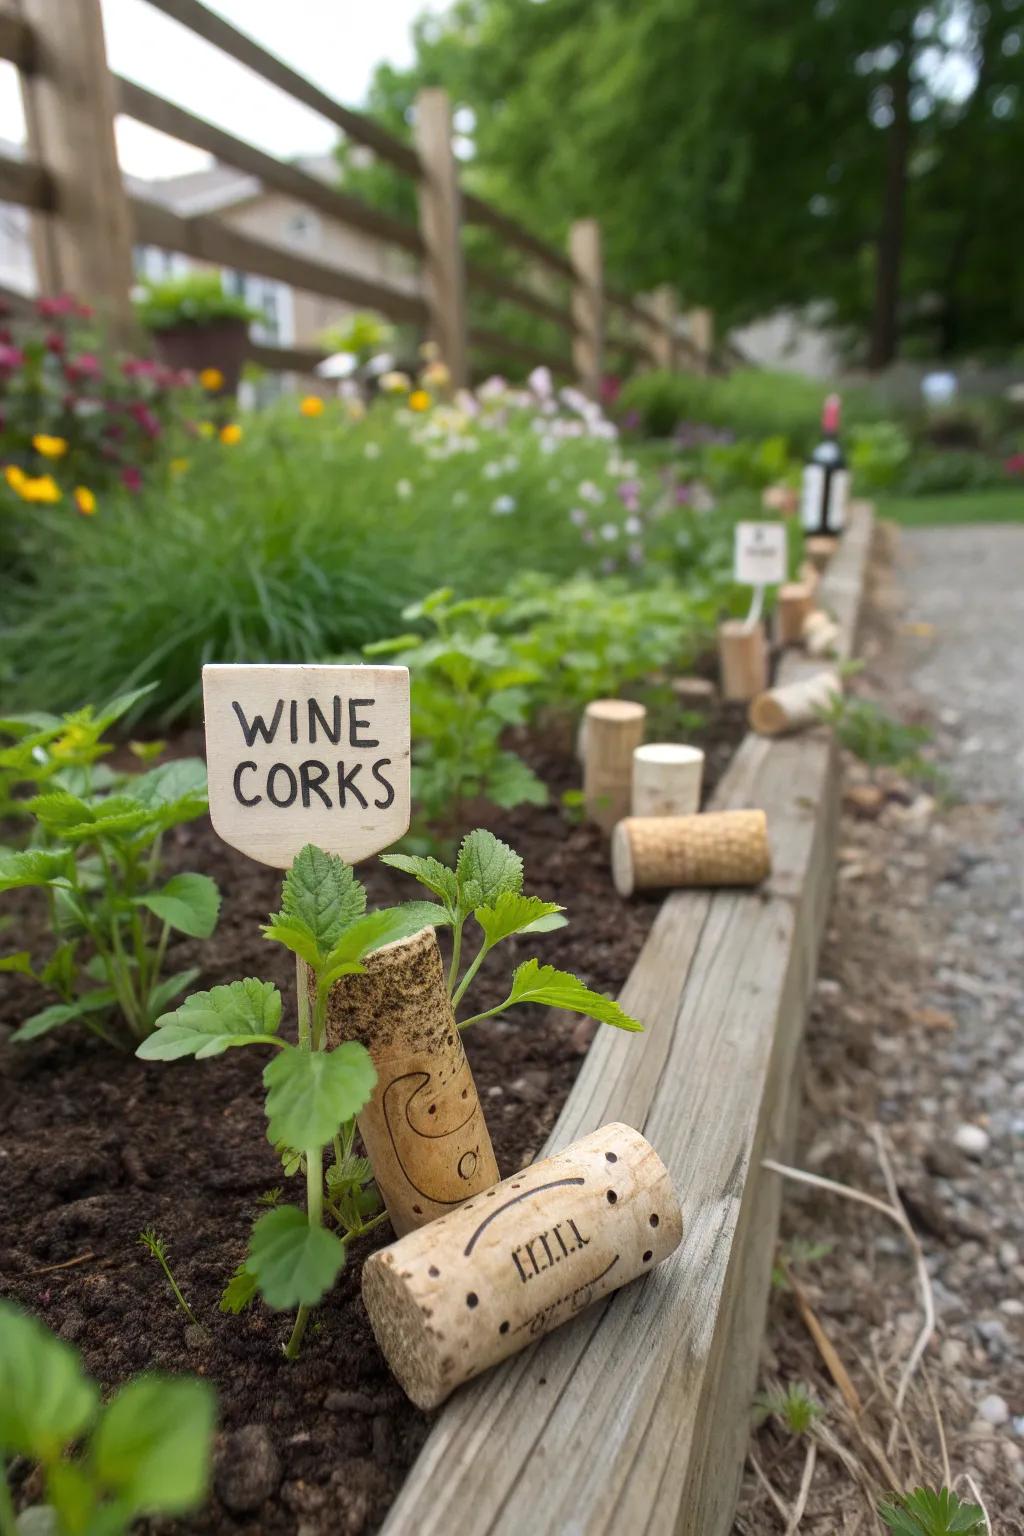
[382,502,874,1536]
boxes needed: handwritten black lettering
[233,760,261,807]
[232,699,283,747]
[348,698,379,748]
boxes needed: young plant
[0,1300,215,1536]
[137,844,440,1360]
[0,685,154,825]
[817,694,943,789]
[1,752,219,1046]
[383,828,644,1033]
[878,1488,986,1536]
[753,1381,824,1436]
[139,1229,198,1327]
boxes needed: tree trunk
[867,41,912,370]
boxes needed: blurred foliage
[344,0,1024,361]
[617,368,887,448]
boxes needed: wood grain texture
[414,89,468,388]
[569,218,603,399]
[382,502,873,1536]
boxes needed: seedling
[139,1229,198,1327]
[816,694,943,789]
[140,832,641,1359]
[753,1381,823,1435]
[0,748,219,1045]
[878,1487,986,1536]
[0,1300,214,1536]
[771,1236,836,1291]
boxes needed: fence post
[414,88,468,389]
[15,0,136,343]
[645,285,678,371]
[688,305,715,374]
[569,218,603,398]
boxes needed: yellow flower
[197,421,216,440]
[300,395,325,417]
[170,457,190,477]
[199,367,225,392]
[52,723,91,759]
[419,339,441,362]
[380,370,411,394]
[32,433,68,459]
[408,390,431,413]
[19,473,62,504]
[73,486,97,516]
[220,423,243,446]
[4,464,26,493]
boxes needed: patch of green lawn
[877,487,1024,526]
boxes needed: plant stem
[283,1141,323,1361]
[456,997,508,1031]
[451,941,491,1010]
[157,1253,198,1327]
[446,914,465,996]
[295,955,311,1050]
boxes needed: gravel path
[737,522,1024,1532]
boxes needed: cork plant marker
[202,663,411,869]
[583,700,646,832]
[776,582,814,647]
[749,671,842,737]
[631,743,704,817]
[612,810,771,897]
[320,925,500,1237]
[361,1122,683,1408]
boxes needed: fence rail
[0,0,716,388]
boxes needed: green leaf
[138,979,282,1060]
[0,1301,98,1461]
[0,848,71,892]
[23,791,92,834]
[456,829,523,912]
[474,892,566,948]
[130,756,208,810]
[263,1041,376,1151]
[0,951,35,978]
[247,1205,345,1310]
[279,845,366,959]
[146,966,200,1018]
[379,852,459,910]
[136,872,221,938]
[56,795,157,843]
[12,990,117,1043]
[879,1488,986,1536]
[40,943,77,996]
[92,1374,215,1516]
[219,1263,259,1316]
[261,912,322,967]
[95,682,159,732]
[485,753,549,810]
[326,1154,373,1191]
[503,960,643,1031]
[318,905,449,990]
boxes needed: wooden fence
[0,0,713,390]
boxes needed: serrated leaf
[485,753,549,810]
[136,873,220,938]
[58,795,157,843]
[146,966,200,1018]
[326,1154,373,1190]
[318,906,447,991]
[379,852,459,910]
[0,1301,98,1460]
[137,979,281,1060]
[247,1205,345,1310]
[456,829,523,912]
[23,790,92,833]
[92,1374,215,1515]
[503,960,643,1031]
[263,1041,376,1151]
[130,757,208,810]
[12,990,116,1043]
[279,845,366,960]
[219,1263,259,1316]
[474,892,566,948]
[0,848,72,892]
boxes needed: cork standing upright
[320,926,499,1236]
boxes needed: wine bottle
[800,393,849,535]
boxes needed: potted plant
[135,272,262,397]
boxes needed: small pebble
[977,1394,1010,1427]
[953,1123,990,1158]
[214,1424,282,1513]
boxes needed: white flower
[527,365,554,399]
[492,494,517,515]
[578,480,604,505]
[483,460,503,480]
[569,507,588,527]
[478,375,507,401]
[624,515,643,536]
[396,479,413,498]
[503,454,519,473]
[600,522,619,542]
[539,436,556,454]
[363,442,381,460]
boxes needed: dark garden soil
[0,702,746,1535]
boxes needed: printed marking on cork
[361,1122,683,1409]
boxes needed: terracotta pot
[151,317,250,396]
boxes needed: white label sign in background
[203,663,411,868]
[734,521,787,587]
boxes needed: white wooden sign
[202,664,411,868]
[734,522,787,587]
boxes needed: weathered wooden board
[382,502,873,1535]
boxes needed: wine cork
[611,810,770,897]
[582,699,646,832]
[804,535,838,573]
[717,620,768,702]
[362,1122,682,1409]
[321,927,499,1236]
[803,609,841,658]
[749,671,841,736]
[671,675,717,710]
[631,743,704,817]
[776,582,814,647]
[798,559,820,599]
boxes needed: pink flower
[66,352,101,382]
[44,331,65,355]
[36,293,88,320]
[121,357,160,380]
[0,343,24,370]
[128,401,161,438]
[1004,452,1024,477]
[120,465,142,492]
